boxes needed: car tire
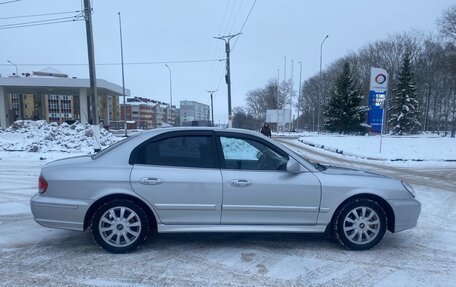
[91,199,149,253]
[332,198,387,250]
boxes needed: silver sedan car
[31,127,421,253]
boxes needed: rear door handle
[230,179,252,187]
[139,177,163,185]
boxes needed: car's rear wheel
[333,198,387,250]
[91,199,149,253]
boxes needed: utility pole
[118,12,127,137]
[297,61,302,131]
[214,33,240,128]
[206,90,217,127]
[83,0,98,124]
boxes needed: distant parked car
[31,127,421,253]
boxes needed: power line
[0,59,225,67]
[0,0,21,4]
[0,18,84,30]
[229,0,244,33]
[232,0,257,51]
[0,10,83,20]
[0,14,84,29]
[223,0,238,36]
[238,0,257,35]
[217,0,231,37]
[215,66,226,91]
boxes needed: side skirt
[157,224,327,233]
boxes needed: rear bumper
[30,193,91,231]
[387,198,421,232]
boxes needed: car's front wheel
[91,199,149,253]
[333,198,387,250]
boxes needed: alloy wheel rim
[98,206,142,248]
[343,206,380,245]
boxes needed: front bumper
[387,198,421,232]
[30,193,91,231]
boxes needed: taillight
[38,176,48,193]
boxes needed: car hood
[321,165,389,179]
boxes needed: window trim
[129,130,220,169]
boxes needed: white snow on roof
[32,67,68,78]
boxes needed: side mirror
[286,158,302,173]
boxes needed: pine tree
[388,51,421,135]
[324,62,368,134]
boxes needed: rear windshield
[91,133,140,160]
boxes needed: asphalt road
[0,148,455,287]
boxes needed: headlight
[402,181,416,198]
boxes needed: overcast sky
[0,0,453,124]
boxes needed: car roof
[139,126,261,137]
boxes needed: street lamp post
[289,59,294,132]
[206,90,217,127]
[7,60,18,76]
[318,34,329,134]
[297,61,302,131]
[164,64,173,125]
[117,12,127,137]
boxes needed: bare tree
[245,80,278,120]
[298,75,320,131]
[245,79,291,122]
[438,5,456,42]
[232,106,261,130]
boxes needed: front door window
[219,136,288,171]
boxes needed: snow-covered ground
[291,132,456,161]
[0,149,455,286]
[0,123,455,286]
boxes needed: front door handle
[230,179,252,187]
[139,177,163,185]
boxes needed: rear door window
[134,135,216,168]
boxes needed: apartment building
[179,100,210,126]
[119,97,177,129]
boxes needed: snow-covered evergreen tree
[388,51,421,135]
[324,62,368,134]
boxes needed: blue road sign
[367,90,386,133]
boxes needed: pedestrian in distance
[260,123,272,137]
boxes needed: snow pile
[0,120,121,153]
